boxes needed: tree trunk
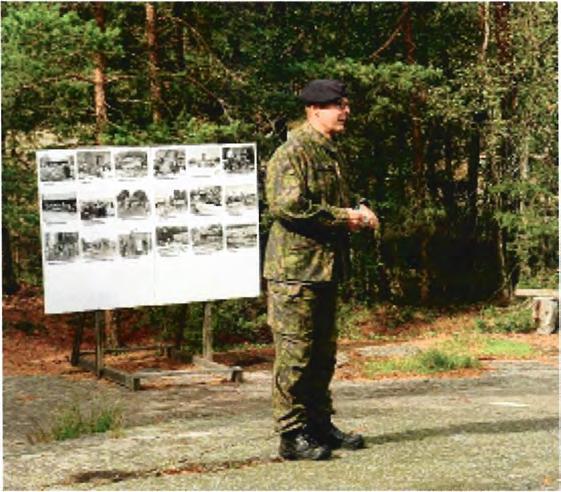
[402,2,425,199]
[479,2,490,61]
[492,1,515,303]
[202,302,213,360]
[402,2,430,303]
[146,2,163,123]
[442,128,456,216]
[2,225,20,294]
[173,2,186,72]
[93,2,108,141]
[174,303,188,349]
[467,120,480,231]
[104,310,120,348]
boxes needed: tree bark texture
[173,2,186,71]
[467,122,480,231]
[2,225,20,294]
[146,2,163,123]
[402,2,425,200]
[492,1,515,302]
[202,302,213,360]
[402,2,430,303]
[93,2,108,140]
[104,310,120,348]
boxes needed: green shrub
[337,303,372,339]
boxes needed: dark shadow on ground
[365,416,559,445]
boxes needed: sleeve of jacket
[266,144,349,231]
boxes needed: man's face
[314,98,351,136]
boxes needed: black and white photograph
[44,232,80,263]
[225,184,257,216]
[190,185,222,216]
[226,223,258,250]
[39,154,76,182]
[222,145,255,174]
[80,199,116,223]
[41,192,78,224]
[154,149,186,178]
[156,226,189,257]
[187,146,221,176]
[191,224,223,254]
[77,151,112,180]
[118,231,152,258]
[81,235,117,261]
[115,150,148,178]
[116,189,151,219]
[155,189,188,218]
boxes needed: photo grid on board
[37,143,260,313]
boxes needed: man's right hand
[346,209,364,232]
[346,207,380,232]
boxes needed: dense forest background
[2,2,558,346]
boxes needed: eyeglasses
[319,99,350,110]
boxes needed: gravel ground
[3,359,559,490]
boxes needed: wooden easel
[70,306,243,390]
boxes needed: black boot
[316,420,365,450]
[279,427,332,460]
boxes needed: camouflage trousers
[267,280,338,433]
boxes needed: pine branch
[368,9,408,62]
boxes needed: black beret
[299,79,347,105]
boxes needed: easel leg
[70,312,85,366]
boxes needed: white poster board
[37,144,260,314]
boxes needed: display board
[37,144,260,314]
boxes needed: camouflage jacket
[263,122,351,283]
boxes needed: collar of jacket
[301,122,338,154]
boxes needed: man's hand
[346,207,379,232]
[346,209,364,232]
[358,204,379,230]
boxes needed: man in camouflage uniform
[264,79,379,460]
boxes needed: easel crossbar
[71,310,244,390]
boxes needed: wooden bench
[514,288,559,335]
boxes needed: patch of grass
[434,332,536,359]
[474,304,534,334]
[364,348,480,377]
[480,338,535,358]
[27,396,124,444]
[362,330,539,378]
[52,399,124,441]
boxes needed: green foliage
[337,303,372,340]
[2,2,558,306]
[145,298,269,353]
[2,2,121,136]
[213,298,270,348]
[474,304,535,334]
[146,303,203,350]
